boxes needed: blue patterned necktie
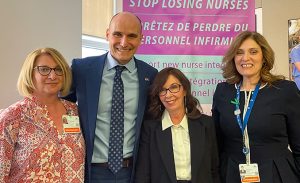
[108,65,125,174]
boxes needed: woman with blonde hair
[0,47,85,182]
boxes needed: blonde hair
[17,47,72,97]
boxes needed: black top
[135,114,220,183]
[212,80,300,183]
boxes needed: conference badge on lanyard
[234,82,261,182]
[239,163,260,183]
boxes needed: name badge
[239,163,260,183]
[62,115,81,134]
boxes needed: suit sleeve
[285,82,300,173]
[134,120,151,183]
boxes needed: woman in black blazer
[135,67,220,183]
[212,31,300,183]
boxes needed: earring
[184,96,188,113]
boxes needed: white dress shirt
[162,110,191,180]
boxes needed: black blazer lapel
[189,118,205,183]
[156,126,177,183]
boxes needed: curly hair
[146,67,202,120]
[222,31,284,84]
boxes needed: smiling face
[32,54,63,98]
[159,74,186,116]
[106,12,142,65]
[234,38,264,83]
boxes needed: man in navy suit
[65,12,157,183]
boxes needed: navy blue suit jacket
[65,53,158,183]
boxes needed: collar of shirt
[234,82,268,91]
[161,110,188,133]
[107,52,136,72]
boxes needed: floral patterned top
[0,97,85,183]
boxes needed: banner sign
[123,0,255,114]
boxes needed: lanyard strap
[235,82,260,133]
[234,82,260,164]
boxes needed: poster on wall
[288,18,300,90]
[123,0,255,114]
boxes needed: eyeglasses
[159,83,181,96]
[34,66,63,76]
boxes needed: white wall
[255,8,263,34]
[261,0,300,77]
[0,0,81,109]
